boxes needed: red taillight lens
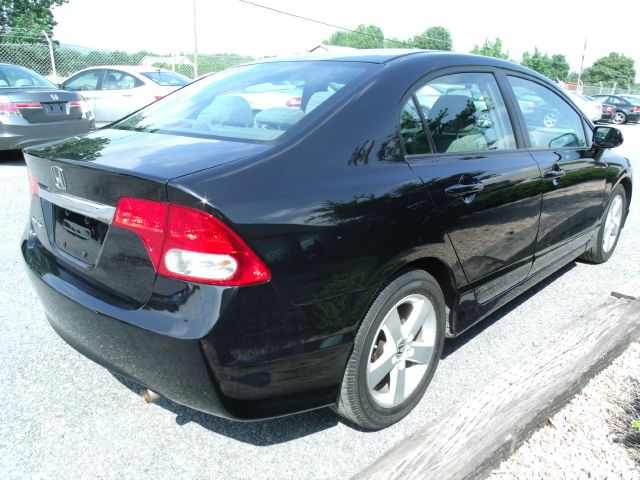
[112,198,270,286]
[154,95,164,101]
[27,168,39,195]
[14,102,41,109]
[286,96,302,108]
[0,101,20,116]
[69,99,91,113]
[113,198,168,269]
[632,107,640,113]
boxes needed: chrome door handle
[445,182,484,198]
[544,167,565,178]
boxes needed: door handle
[544,166,565,178]
[445,182,484,198]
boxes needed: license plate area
[41,102,69,115]
[53,205,108,265]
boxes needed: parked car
[0,63,93,151]
[61,66,190,127]
[22,51,632,430]
[565,91,602,122]
[592,94,640,124]
[588,96,616,123]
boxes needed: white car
[565,91,602,122]
[61,66,190,127]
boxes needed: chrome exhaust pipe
[141,387,161,403]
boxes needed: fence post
[42,30,57,82]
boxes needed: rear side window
[416,72,516,154]
[102,71,140,90]
[509,76,587,149]
[113,61,377,142]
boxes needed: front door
[506,76,607,272]
[402,71,543,303]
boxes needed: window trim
[397,66,523,160]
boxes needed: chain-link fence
[562,81,638,96]
[0,29,255,82]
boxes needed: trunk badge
[51,166,67,191]
[50,94,59,101]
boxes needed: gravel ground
[0,125,639,480]
[489,340,640,480]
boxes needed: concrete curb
[353,279,640,480]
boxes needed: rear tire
[613,111,627,124]
[333,269,445,430]
[580,185,626,264]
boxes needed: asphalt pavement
[1,124,638,480]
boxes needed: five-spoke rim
[543,113,558,128]
[613,112,625,124]
[366,293,437,408]
[603,194,623,253]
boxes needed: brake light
[286,96,302,108]
[632,107,640,113]
[154,95,164,101]
[14,102,41,108]
[69,99,91,114]
[27,168,39,195]
[0,96,20,116]
[112,198,270,286]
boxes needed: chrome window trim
[38,187,115,224]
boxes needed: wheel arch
[617,175,632,226]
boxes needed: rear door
[403,69,543,303]
[505,75,607,272]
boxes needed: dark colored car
[596,100,616,123]
[21,51,632,430]
[0,63,94,151]
[593,94,640,124]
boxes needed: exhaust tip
[141,387,161,404]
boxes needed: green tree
[0,0,68,40]
[521,48,569,81]
[412,26,452,51]
[324,24,385,49]
[471,38,508,60]
[583,52,636,88]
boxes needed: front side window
[399,98,430,155]
[509,76,587,149]
[114,61,377,142]
[415,72,516,154]
[64,71,101,91]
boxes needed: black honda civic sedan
[21,50,631,430]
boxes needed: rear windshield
[113,61,377,142]
[141,71,190,86]
[620,95,640,105]
[0,64,57,89]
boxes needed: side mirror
[593,126,623,149]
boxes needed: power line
[236,0,427,48]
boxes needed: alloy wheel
[603,194,623,253]
[366,293,437,408]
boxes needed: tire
[613,111,627,124]
[580,184,627,264]
[333,269,445,430]
[543,112,558,128]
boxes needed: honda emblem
[50,94,59,101]
[51,166,66,191]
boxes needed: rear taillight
[632,107,640,113]
[113,198,270,286]
[69,99,91,114]
[0,96,20,117]
[14,102,41,109]
[27,168,39,195]
[154,95,164,101]
[286,96,302,108]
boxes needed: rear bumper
[22,231,351,420]
[0,118,93,151]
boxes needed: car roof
[71,65,175,74]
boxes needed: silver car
[61,66,190,127]
[0,63,94,151]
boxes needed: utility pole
[193,0,198,78]
[42,30,57,82]
[577,36,587,90]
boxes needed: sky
[53,0,640,81]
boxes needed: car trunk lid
[4,89,83,123]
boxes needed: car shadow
[110,371,341,445]
[442,261,576,358]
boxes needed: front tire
[580,184,627,263]
[334,269,445,430]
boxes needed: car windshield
[141,71,190,86]
[0,64,56,89]
[113,61,377,142]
